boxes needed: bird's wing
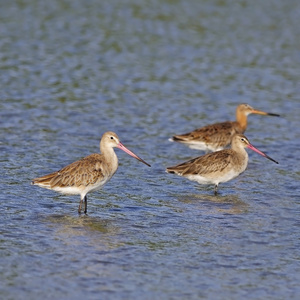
[173,121,237,148]
[167,150,233,176]
[33,154,105,188]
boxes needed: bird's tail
[31,172,57,188]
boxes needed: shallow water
[1,0,300,299]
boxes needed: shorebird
[32,131,151,214]
[166,134,278,195]
[169,103,280,152]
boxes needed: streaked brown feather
[173,121,243,148]
[167,150,234,176]
[32,154,105,188]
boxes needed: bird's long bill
[117,142,151,167]
[247,144,279,164]
[252,109,280,117]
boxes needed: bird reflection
[178,192,249,215]
[41,214,123,250]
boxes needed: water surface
[1,0,299,299]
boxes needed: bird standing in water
[170,104,280,152]
[32,131,151,214]
[166,134,278,195]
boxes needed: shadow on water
[177,192,249,215]
[46,214,116,233]
[37,213,119,238]
[33,213,129,252]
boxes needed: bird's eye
[110,137,114,140]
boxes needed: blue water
[1,0,300,299]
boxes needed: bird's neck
[100,144,119,174]
[232,145,249,171]
[236,112,248,132]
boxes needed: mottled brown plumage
[170,104,280,152]
[33,154,107,189]
[32,131,150,214]
[167,134,278,195]
[168,151,234,176]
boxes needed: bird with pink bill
[32,131,151,214]
[166,134,278,195]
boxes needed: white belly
[188,142,224,152]
[186,168,243,186]
[51,176,111,196]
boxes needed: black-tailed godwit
[170,104,279,152]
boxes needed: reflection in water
[46,214,114,233]
[178,193,249,215]
[41,214,123,250]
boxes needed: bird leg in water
[84,196,87,214]
[214,184,218,195]
[78,195,85,214]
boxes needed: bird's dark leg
[84,196,87,214]
[78,195,84,214]
[214,184,218,195]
